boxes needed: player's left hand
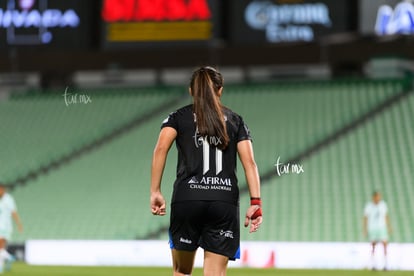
[244,205,263,233]
[150,192,166,216]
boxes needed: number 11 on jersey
[202,137,223,175]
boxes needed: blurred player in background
[0,183,23,272]
[150,66,262,276]
[363,191,392,271]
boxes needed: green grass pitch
[5,263,414,276]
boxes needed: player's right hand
[150,192,166,216]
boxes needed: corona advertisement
[230,0,351,44]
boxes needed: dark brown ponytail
[190,66,229,150]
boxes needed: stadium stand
[0,88,183,185]
[238,79,413,242]
[2,87,185,242]
[3,77,413,244]
[221,79,406,171]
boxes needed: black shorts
[169,201,240,260]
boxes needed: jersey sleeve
[161,111,179,130]
[237,116,252,142]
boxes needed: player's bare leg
[0,239,5,251]
[370,242,377,270]
[171,249,196,276]
[203,250,228,276]
[0,238,6,271]
[382,241,388,271]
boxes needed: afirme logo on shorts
[219,230,234,239]
[179,237,192,244]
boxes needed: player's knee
[174,266,192,275]
[173,262,193,275]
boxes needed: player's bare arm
[386,214,392,235]
[12,211,23,233]
[363,216,368,237]
[238,139,262,233]
[150,126,177,216]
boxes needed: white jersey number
[202,138,223,175]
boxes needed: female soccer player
[363,191,392,271]
[150,66,262,276]
[0,184,23,272]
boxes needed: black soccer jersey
[161,104,251,206]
